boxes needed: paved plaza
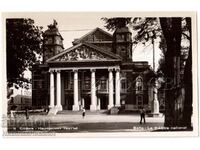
[6,111,165,133]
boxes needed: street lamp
[147,31,160,116]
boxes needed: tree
[182,17,192,128]
[159,18,182,127]
[102,17,131,31]
[103,17,193,128]
[157,35,167,75]
[6,19,43,88]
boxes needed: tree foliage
[131,18,161,44]
[103,17,193,128]
[101,17,131,31]
[182,17,192,128]
[6,18,43,88]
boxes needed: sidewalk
[8,111,164,123]
[7,113,165,132]
[47,113,164,123]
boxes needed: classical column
[97,98,101,110]
[108,68,114,109]
[56,70,62,111]
[81,98,85,109]
[73,69,79,111]
[49,70,55,109]
[115,68,121,107]
[90,69,97,111]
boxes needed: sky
[3,12,162,79]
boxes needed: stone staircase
[57,110,108,115]
[47,108,58,116]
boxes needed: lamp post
[21,81,24,110]
[148,31,160,116]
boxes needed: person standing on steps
[82,107,86,119]
[140,107,146,124]
[25,107,29,120]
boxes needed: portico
[32,24,154,114]
[48,66,121,111]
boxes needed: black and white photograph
[1,12,198,137]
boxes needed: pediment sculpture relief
[55,46,109,61]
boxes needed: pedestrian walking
[82,107,86,118]
[25,108,29,120]
[140,107,146,124]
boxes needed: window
[116,35,121,41]
[126,33,132,41]
[65,72,73,90]
[69,72,73,89]
[121,79,127,92]
[100,79,107,90]
[84,77,90,90]
[38,80,43,89]
[121,48,125,52]
[138,85,142,91]
[46,37,53,44]
[55,37,62,45]
[137,95,143,108]
[136,76,143,93]
[121,34,125,41]
[117,34,125,41]
[33,80,43,89]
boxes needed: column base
[49,105,54,109]
[97,98,101,111]
[115,104,121,107]
[107,105,114,110]
[81,98,85,108]
[151,100,159,114]
[55,105,63,111]
[97,105,100,111]
[48,107,58,116]
[72,105,79,111]
[90,105,97,111]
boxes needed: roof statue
[47,19,58,29]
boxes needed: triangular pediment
[72,28,113,45]
[47,43,121,62]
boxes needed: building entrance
[100,95,108,109]
[84,96,91,110]
[64,95,73,110]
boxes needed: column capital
[49,68,57,73]
[90,68,96,72]
[115,67,120,72]
[108,67,114,72]
[73,69,78,73]
[55,69,61,73]
[49,70,54,73]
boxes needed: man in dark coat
[140,107,146,124]
[25,108,29,120]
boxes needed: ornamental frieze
[54,46,109,61]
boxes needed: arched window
[136,76,143,93]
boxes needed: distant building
[32,20,156,113]
[7,84,32,111]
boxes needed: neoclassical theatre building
[32,21,156,113]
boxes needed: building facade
[7,84,32,111]
[32,20,155,113]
